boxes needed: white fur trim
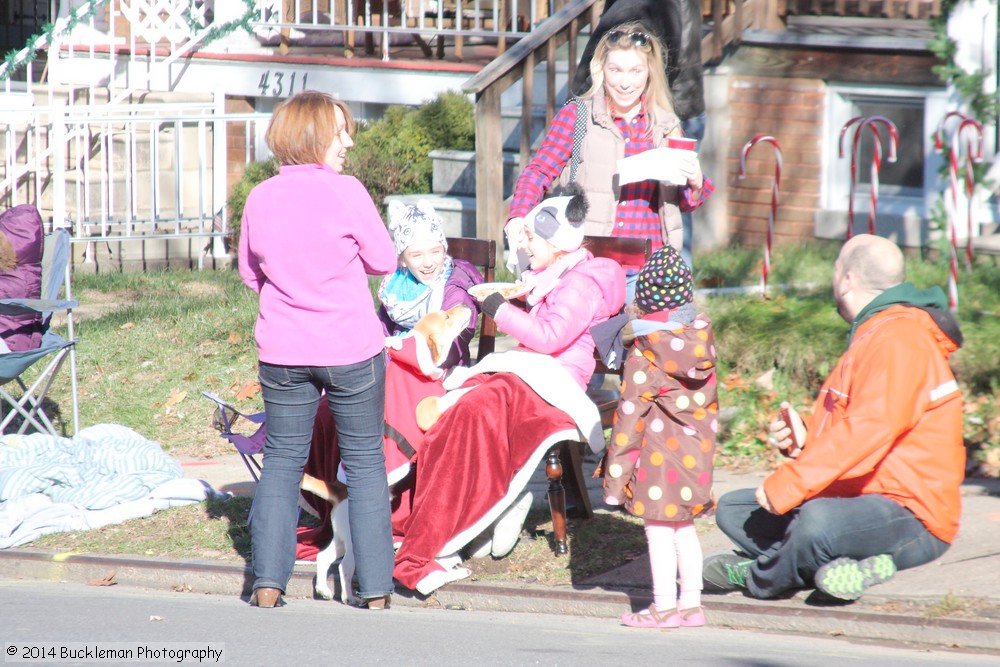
[406,332,445,380]
[444,350,603,452]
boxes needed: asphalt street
[1,580,996,666]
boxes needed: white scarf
[522,248,590,308]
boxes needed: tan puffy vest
[559,94,685,250]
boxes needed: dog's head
[412,304,472,368]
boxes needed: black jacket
[570,0,705,121]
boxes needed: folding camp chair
[201,390,266,482]
[0,227,80,436]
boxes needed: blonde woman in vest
[507,21,713,293]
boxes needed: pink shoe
[620,605,680,628]
[678,606,706,627]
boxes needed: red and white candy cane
[958,118,984,265]
[934,111,970,310]
[838,117,868,240]
[861,116,898,235]
[934,111,981,311]
[739,135,783,294]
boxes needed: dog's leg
[335,499,360,606]
[315,535,339,600]
[415,386,477,431]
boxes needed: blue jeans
[715,488,949,599]
[680,113,707,271]
[251,353,394,599]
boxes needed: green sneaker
[815,554,897,601]
[702,552,754,592]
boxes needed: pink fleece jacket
[493,251,626,389]
[239,163,396,366]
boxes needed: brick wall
[225,96,256,199]
[726,76,824,246]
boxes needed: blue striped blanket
[0,424,182,510]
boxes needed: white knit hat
[387,199,448,256]
[523,185,588,252]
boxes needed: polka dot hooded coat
[604,313,718,521]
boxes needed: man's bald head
[838,234,905,292]
[832,234,905,321]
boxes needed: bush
[416,90,475,151]
[347,105,434,212]
[225,157,279,252]
[347,91,475,213]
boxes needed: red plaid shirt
[509,99,713,250]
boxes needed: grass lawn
[25,241,1000,580]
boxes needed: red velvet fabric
[392,372,575,590]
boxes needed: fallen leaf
[184,372,197,382]
[723,373,749,392]
[235,381,260,401]
[228,331,242,344]
[755,368,776,391]
[120,322,134,330]
[165,389,188,407]
[87,571,117,586]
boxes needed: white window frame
[823,84,950,221]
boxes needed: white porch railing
[2,96,270,268]
[250,0,538,61]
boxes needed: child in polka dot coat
[603,245,717,629]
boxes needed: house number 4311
[257,71,309,97]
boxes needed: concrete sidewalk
[2,451,998,653]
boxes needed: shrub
[347,105,433,212]
[347,91,475,213]
[415,90,475,151]
[225,157,279,252]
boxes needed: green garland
[926,0,998,248]
[1,0,108,81]
[1,0,260,82]
[928,0,999,126]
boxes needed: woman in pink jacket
[239,91,397,609]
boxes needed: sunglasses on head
[606,30,651,48]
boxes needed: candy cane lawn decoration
[934,111,972,311]
[861,116,899,235]
[838,117,898,239]
[739,135,783,295]
[838,117,868,240]
[958,118,984,265]
[934,112,982,311]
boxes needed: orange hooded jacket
[763,302,965,543]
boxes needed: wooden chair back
[446,237,496,362]
[584,235,653,378]
[584,235,653,275]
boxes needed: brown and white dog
[308,304,472,604]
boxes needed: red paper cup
[667,137,697,151]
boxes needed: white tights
[644,518,703,610]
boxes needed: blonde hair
[265,90,356,166]
[583,21,674,128]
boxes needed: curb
[2,549,998,653]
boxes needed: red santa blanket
[295,334,447,560]
[393,350,601,590]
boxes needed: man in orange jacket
[704,234,965,601]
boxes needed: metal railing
[1,97,269,267]
[249,0,539,60]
